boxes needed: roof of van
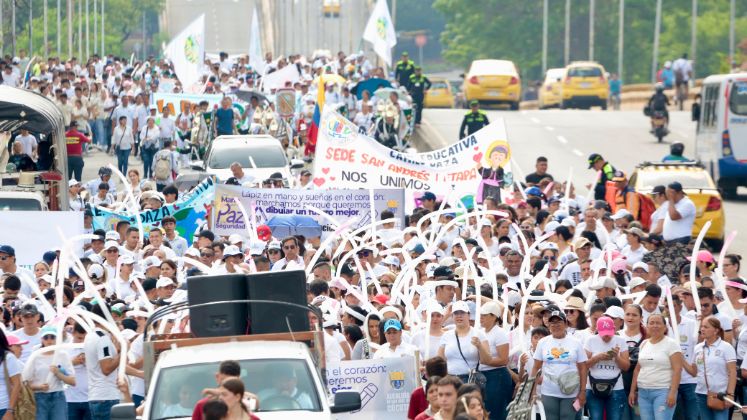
[156,341,311,369]
[702,72,747,84]
[211,135,282,148]
[0,86,65,134]
[468,60,518,76]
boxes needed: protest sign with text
[312,110,513,210]
[212,185,405,238]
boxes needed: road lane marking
[572,149,583,157]
[531,117,541,124]
[521,111,528,116]
[557,136,568,144]
[545,126,555,131]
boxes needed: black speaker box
[187,273,249,337]
[246,270,309,334]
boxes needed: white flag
[362,0,397,66]
[165,14,205,91]
[249,7,265,75]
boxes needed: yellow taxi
[629,162,725,249]
[424,77,455,108]
[560,61,609,110]
[323,0,341,17]
[462,59,521,110]
[538,68,565,109]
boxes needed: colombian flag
[307,76,326,149]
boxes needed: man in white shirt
[84,309,122,418]
[161,216,188,257]
[14,304,43,363]
[271,237,305,271]
[662,182,696,244]
[227,162,255,186]
[0,245,36,297]
[15,128,38,160]
[374,319,418,359]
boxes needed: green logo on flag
[184,35,200,64]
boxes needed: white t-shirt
[411,330,444,361]
[650,203,667,231]
[534,334,587,398]
[439,328,488,376]
[636,336,682,389]
[25,351,74,393]
[0,354,22,410]
[64,347,88,403]
[667,317,699,384]
[13,329,42,364]
[83,329,120,401]
[662,197,696,241]
[622,245,647,266]
[694,338,736,395]
[584,335,628,390]
[15,134,38,157]
[129,334,145,397]
[373,342,418,359]
[480,325,509,372]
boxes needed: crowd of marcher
[0,48,745,420]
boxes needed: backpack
[637,193,657,230]
[3,354,36,419]
[154,153,171,181]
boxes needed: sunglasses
[42,335,56,340]
[357,250,371,257]
[106,249,118,253]
[543,256,557,261]
[564,309,577,314]
[283,245,296,250]
[268,249,280,254]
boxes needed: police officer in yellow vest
[459,100,489,138]
[408,67,431,125]
[395,52,415,88]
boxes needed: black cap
[652,185,666,195]
[433,266,454,279]
[142,278,158,292]
[668,182,683,193]
[339,263,356,277]
[587,153,603,169]
[197,230,215,241]
[547,309,566,321]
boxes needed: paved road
[419,108,747,257]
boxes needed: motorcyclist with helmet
[647,83,670,132]
[662,142,692,163]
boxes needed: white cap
[87,264,105,279]
[590,276,618,291]
[156,277,175,288]
[184,248,201,258]
[249,240,266,256]
[479,219,493,227]
[105,231,120,242]
[628,276,648,289]
[425,263,439,278]
[544,221,560,234]
[632,261,650,272]
[451,300,470,313]
[505,290,522,308]
[383,255,400,267]
[142,256,162,269]
[68,179,80,187]
[37,274,54,284]
[104,241,119,250]
[611,209,632,220]
[267,240,282,250]
[604,305,625,319]
[561,218,577,228]
[539,242,559,251]
[228,234,243,245]
[425,301,445,316]
[118,255,135,265]
[480,300,503,317]
[439,256,458,267]
[222,245,242,259]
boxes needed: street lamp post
[652,0,662,83]
[29,0,33,55]
[564,0,571,65]
[589,0,594,61]
[542,0,548,74]
[618,0,624,79]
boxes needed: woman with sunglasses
[564,296,589,336]
[24,326,75,419]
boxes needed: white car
[114,341,360,420]
[192,135,301,185]
[0,191,48,211]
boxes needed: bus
[695,72,747,198]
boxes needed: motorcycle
[651,110,669,143]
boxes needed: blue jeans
[90,119,104,147]
[141,148,155,179]
[116,148,131,174]
[586,388,626,420]
[638,388,675,420]
[132,394,144,408]
[674,383,698,420]
[36,391,67,420]
[696,393,730,420]
[68,401,92,420]
[88,399,119,420]
[622,402,642,420]
[483,368,512,420]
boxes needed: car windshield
[431,81,449,90]
[150,358,322,420]
[208,146,287,169]
[730,81,747,116]
[636,170,713,190]
[568,67,602,77]
[0,198,43,211]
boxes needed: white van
[695,72,747,197]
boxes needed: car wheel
[601,103,608,111]
[719,179,738,199]
[560,101,568,110]
[510,102,520,111]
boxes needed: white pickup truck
[111,323,360,420]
